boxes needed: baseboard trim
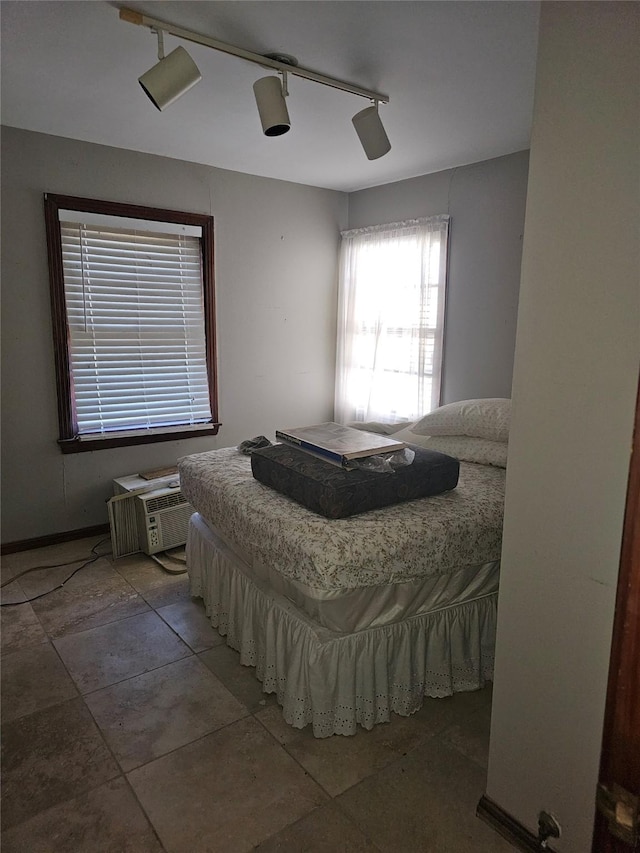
[1,524,111,555]
[477,795,559,853]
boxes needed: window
[44,194,219,452]
[335,215,449,425]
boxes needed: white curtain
[335,215,450,425]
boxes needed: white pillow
[411,398,511,442]
[391,427,508,468]
[391,425,428,444]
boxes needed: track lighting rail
[119,7,389,105]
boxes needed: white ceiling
[1,1,540,193]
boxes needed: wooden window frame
[44,193,220,453]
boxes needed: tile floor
[1,536,513,852]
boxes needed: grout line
[73,646,196,699]
[251,711,336,800]
[121,773,171,853]
[81,690,170,852]
[2,692,125,832]
[36,598,153,640]
[49,638,82,698]
[117,710,254,777]
[327,798,387,852]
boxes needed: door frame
[592,373,640,852]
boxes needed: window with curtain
[335,215,450,425]
[44,194,219,452]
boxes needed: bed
[179,399,509,737]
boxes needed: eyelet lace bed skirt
[187,513,497,738]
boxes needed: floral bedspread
[179,447,505,590]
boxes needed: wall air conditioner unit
[135,487,194,555]
[108,473,194,558]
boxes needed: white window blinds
[59,217,212,437]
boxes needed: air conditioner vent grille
[160,504,195,549]
[144,492,186,513]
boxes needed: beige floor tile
[54,610,191,694]
[0,539,505,852]
[1,537,112,582]
[156,598,226,652]
[473,681,494,707]
[254,802,381,852]
[1,556,24,585]
[31,574,150,638]
[254,688,493,797]
[389,687,494,750]
[0,580,27,605]
[113,552,185,593]
[128,716,327,853]
[86,655,247,771]
[1,541,112,605]
[355,689,495,758]
[141,574,193,609]
[1,600,48,656]
[18,555,117,599]
[255,705,414,797]
[338,736,514,853]
[1,697,120,831]
[1,643,78,723]
[1,778,164,853]
[440,704,492,769]
[199,643,278,713]
[256,707,398,797]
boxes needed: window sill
[58,424,221,453]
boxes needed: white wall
[348,151,529,403]
[1,128,347,542]
[487,4,639,852]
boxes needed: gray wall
[1,127,347,542]
[487,4,639,852]
[1,129,529,544]
[348,151,529,404]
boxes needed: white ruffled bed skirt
[188,514,497,737]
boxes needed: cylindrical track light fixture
[139,44,202,110]
[122,8,393,153]
[253,75,291,137]
[352,103,391,160]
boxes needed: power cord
[0,538,112,607]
